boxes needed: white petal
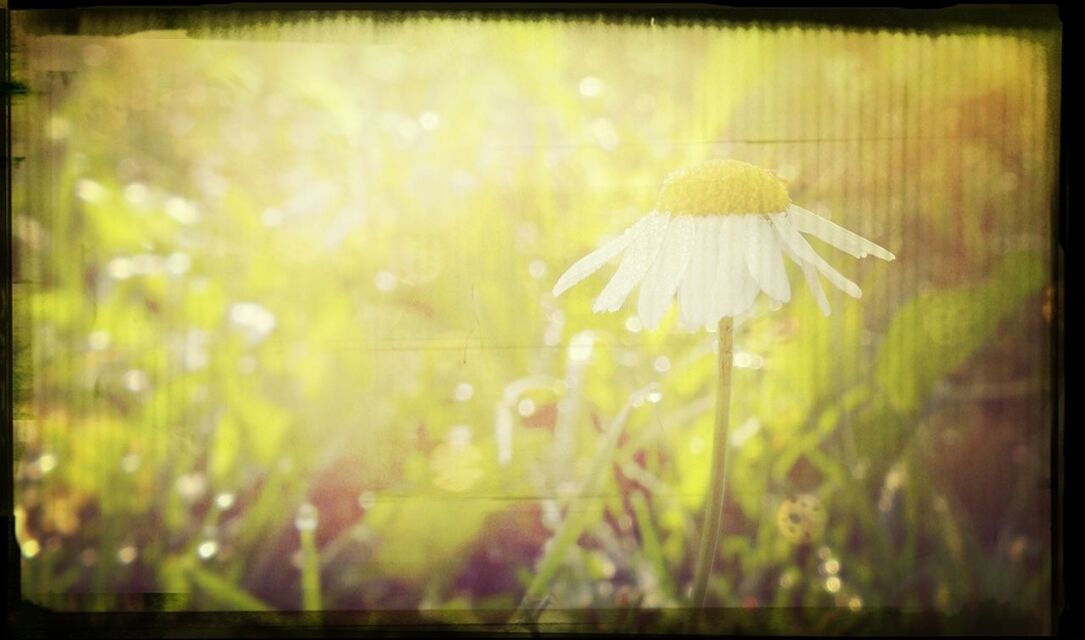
[552,213,653,297]
[729,217,764,317]
[592,213,671,313]
[787,205,895,261]
[713,216,744,319]
[770,214,862,299]
[799,258,832,316]
[771,216,832,316]
[743,216,792,304]
[679,217,719,330]
[637,216,694,330]
[733,277,762,317]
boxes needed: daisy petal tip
[868,246,896,262]
[551,273,578,298]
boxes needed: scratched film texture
[11,9,1060,634]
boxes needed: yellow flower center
[655,159,791,216]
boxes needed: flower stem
[299,527,322,611]
[689,316,735,625]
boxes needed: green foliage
[876,250,1047,414]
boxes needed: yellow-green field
[11,10,1060,634]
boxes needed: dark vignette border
[2,3,1067,638]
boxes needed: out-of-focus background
[11,10,1060,634]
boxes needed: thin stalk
[689,316,735,624]
[299,526,322,611]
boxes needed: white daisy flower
[552,159,895,330]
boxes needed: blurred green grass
[11,13,1057,633]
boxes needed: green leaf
[875,251,1046,414]
[185,561,276,612]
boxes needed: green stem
[689,316,735,624]
[300,526,322,611]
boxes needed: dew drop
[419,111,440,131]
[76,179,107,203]
[567,331,595,363]
[528,259,547,280]
[37,453,57,475]
[124,182,149,206]
[80,548,98,566]
[825,576,842,593]
[22,539,41,559]
[88,330,111,351]
[107,258,135,280]
[375,270,397,292]
[117,545,138,564]
[295,503,319,532]
[197,540,219,560]
[453,382,474,402]
[176,473,207,502]
[123,369,149,393]
[165,252,191,276]
[261,207,284,227]
[120,453,141,474]
[358,490,377,510]
[579,76,604,97]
